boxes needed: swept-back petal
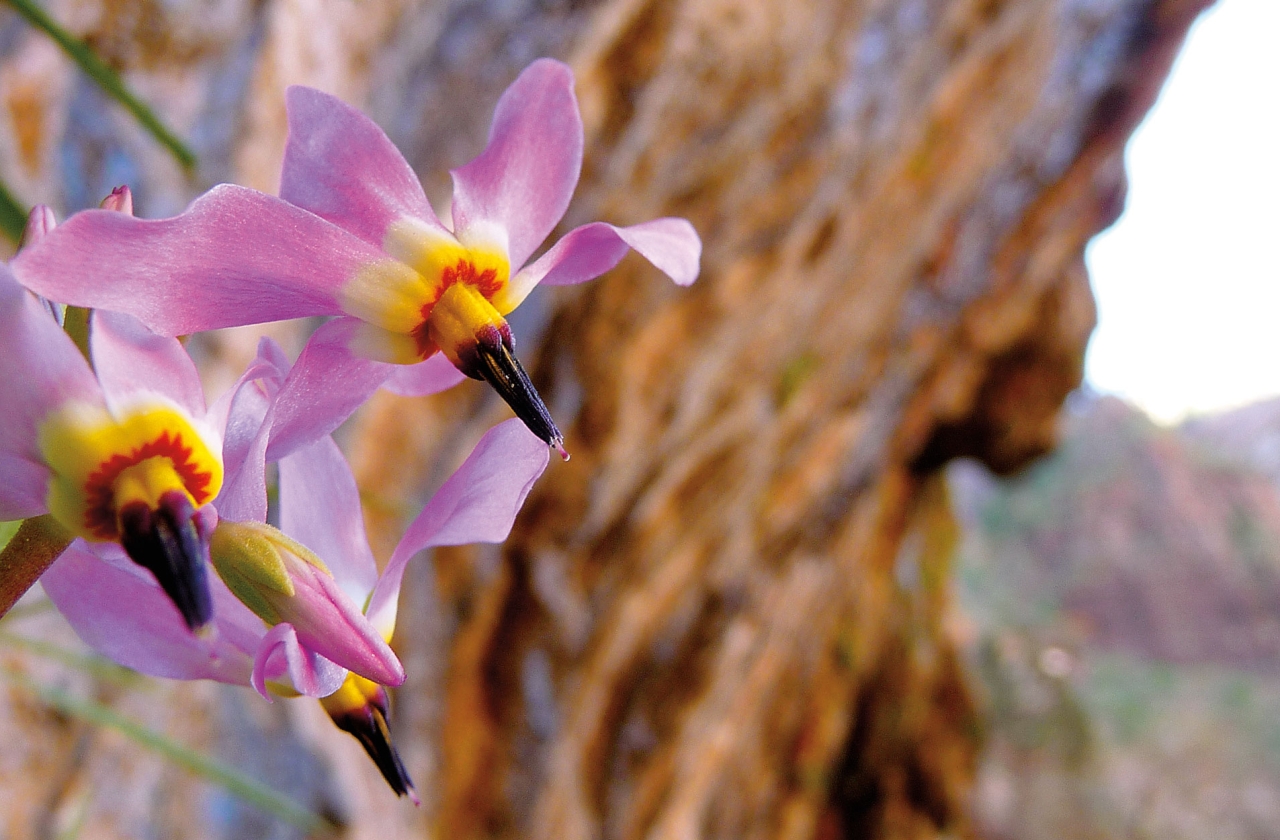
[498,219,702,313]
[252,623,347,699]
[0,268,101,467]
[217,415,270,523]
[450,59,583,268]
[214,325,392,521]
[381,352,468,397]
[0,452,50,520]
[264,317,393,461]
[280,86,445,247]
[91,310,207,418]
[41,542,255,685]
[214,363,276,524]
[278,436,378,604]
[210,342,281,495]
[10,185,383,336]
[365,419,548,637]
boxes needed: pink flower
[0,262,223,630]
[40,336,547,762]
[9,288,410,697]
[37,334,405,699]
[276,415,547,799]
[11,59,701,456]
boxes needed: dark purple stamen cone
[461,326,566,458]
[329,688,418,803]
[118,490,212,630]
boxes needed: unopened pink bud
[19,205,57,250]
[100,186,134,216]
[210,520,404,687]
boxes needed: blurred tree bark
[0,0,1210,837]
[344,0,1212,838]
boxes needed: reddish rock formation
[958,396,1280,673]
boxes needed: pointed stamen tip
[176,600,214,632]
[553,440,570,462]
[119,496,214,632]
[405,786,421,807]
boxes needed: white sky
[1083,0,1280,424]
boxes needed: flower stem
[0,515,73,620]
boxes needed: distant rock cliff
[1184,397,1280,494]
[956,395,1280,672]
[953,394,1280,839]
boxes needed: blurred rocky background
[955,394,1280,839]
[0,0,1229,837]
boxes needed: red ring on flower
[81,429,216,539]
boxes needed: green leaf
[4,0,197,170]
[1,666,337,835]
[0,180,28,245]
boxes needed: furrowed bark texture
[344,0,1210,838]
[0,0,1207,835]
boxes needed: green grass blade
[0,631,142,686]
[0,179,28,244]
[1,667,335,835]
[54,791,91,840]
[4,0,197,170]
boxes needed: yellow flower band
[338,215,565,456]
[321,671,386,717]
[39,401,223,542]
[338,217,512,365]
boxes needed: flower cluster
[0,59,700,800]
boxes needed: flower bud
[19,205,57,250]
[100,185,134,215]
[210,520,403,687]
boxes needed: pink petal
[217,417,271,523]
[211,344,280,484]
[0,452,49,521]
[381,351,468,397]
[365,419,548,635]
[215,326,392,522]
[212,337,298,523]
[0,268,102,469]
[91,310,208,418]
[263,317,393,460]
[278,436,378,603]
[286,562,404,687]
[251,623,347,699]
[280,86,444,247]
[9,185,382,336]
[41,542,255,685]
[523,218,701,289]
[450,59,583,268]
[208,356,280,461]
[214,369,276,523]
